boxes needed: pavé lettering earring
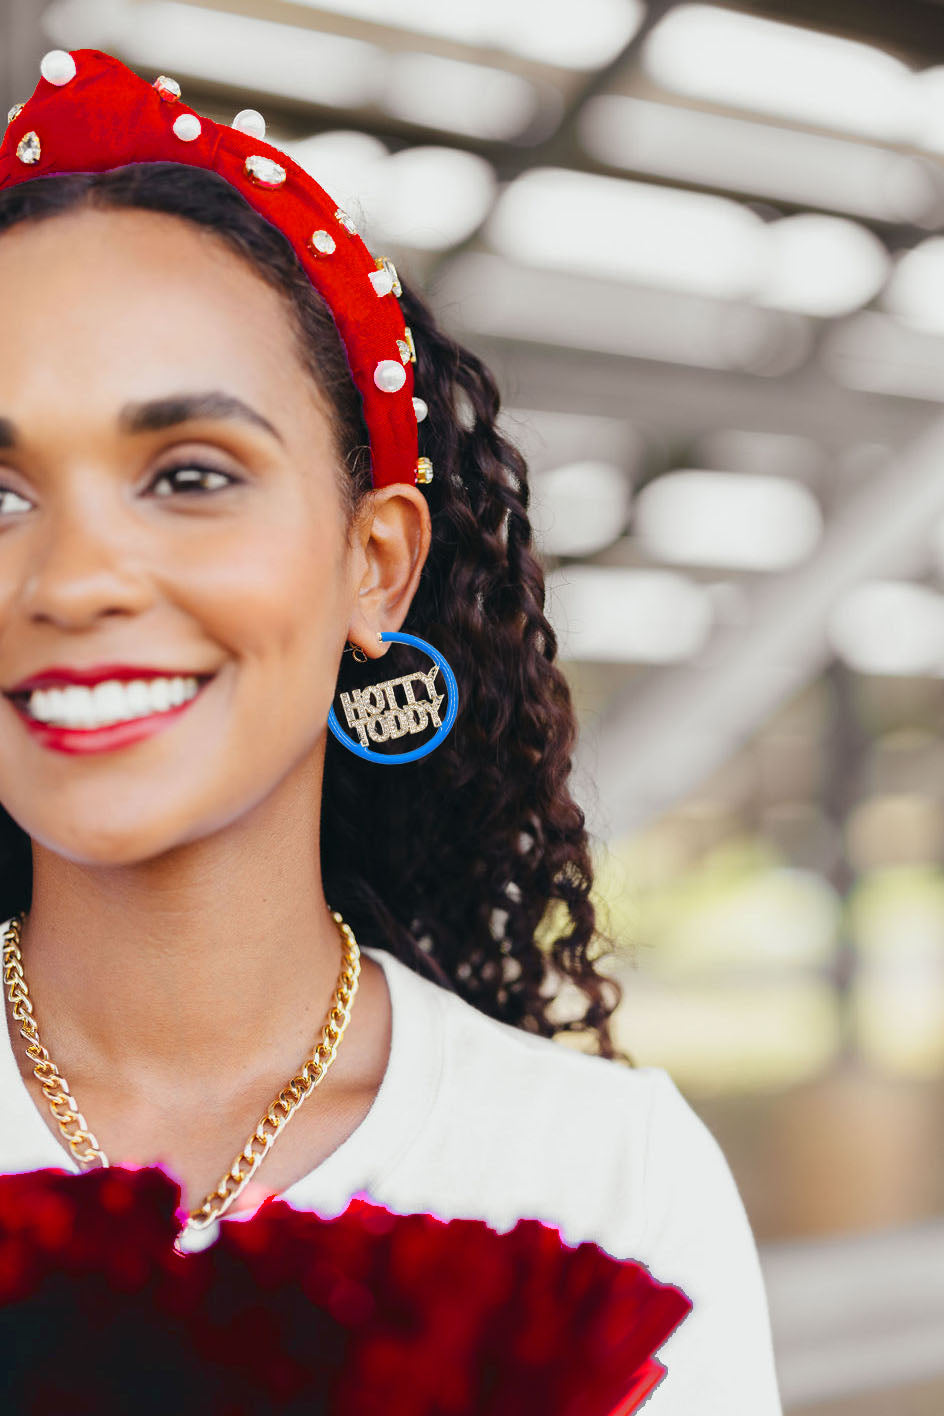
[329,630,458,764]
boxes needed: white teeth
[24,676,202,729]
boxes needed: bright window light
[486,168,766,299]
[81,2,385,108]
[382,52,538,140]
[643,4,916,142]
[371,147,496,250]
[634,471,822,571]
[828,581,944,676]
[530,461,631,557]
[578,95,937,225]
[884,238,944,335]
[288,0,644,69]
[545,566,713,663]
[281,136,494,248]
[758,215,889,319]
[281,131,388,225]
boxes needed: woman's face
[0,205,396,866]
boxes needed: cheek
[172,512,345,682]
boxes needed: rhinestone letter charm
[328,630,459,765]
[245,154,286,189]
[15,131,40,165]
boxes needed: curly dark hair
[0,161,634,1066]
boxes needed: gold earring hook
[345,632,384,663]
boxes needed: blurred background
[5,0,944,1408]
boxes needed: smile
[5,674,216,756]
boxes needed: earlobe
[343,632,384,663]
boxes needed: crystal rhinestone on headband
[0,48,432,490]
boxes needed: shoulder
[377,949,696,1250]
[377,951,737,1199]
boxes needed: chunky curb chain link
[1,909,361,1240]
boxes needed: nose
[13,500,153,629]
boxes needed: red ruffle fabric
[0,49,419,489]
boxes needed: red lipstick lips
[2,666,218,756]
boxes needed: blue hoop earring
[328,630,459,764]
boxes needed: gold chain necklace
[1,909,360,1250]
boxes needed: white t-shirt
[0,925,783,1414]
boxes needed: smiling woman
[0,51,783,1413]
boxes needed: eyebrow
[120,392,284,444]
[0,392,284,450]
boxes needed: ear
[345,485,432,658]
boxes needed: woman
[0,50,783,1412]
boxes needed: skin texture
[0,207,432,1213]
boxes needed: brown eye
[149,464,241,497]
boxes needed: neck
[10,768,355,1111]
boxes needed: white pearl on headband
[173,113,201,142]
[368,268,395,297]
[153,75,181,101]
[374,360,407,393]
[233,108,266,139]
[412,397,428,423]
[309,229,336,256]
[244,154,286,188]
[40,50,76,86]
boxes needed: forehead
[0,205,317,430]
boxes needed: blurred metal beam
[464,334,936,452]
[573,413,944,841]
[0,0,50,119]
[423,0,683,286]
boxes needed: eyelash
[0,462,241,516]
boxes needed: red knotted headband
[0,48,427,490]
